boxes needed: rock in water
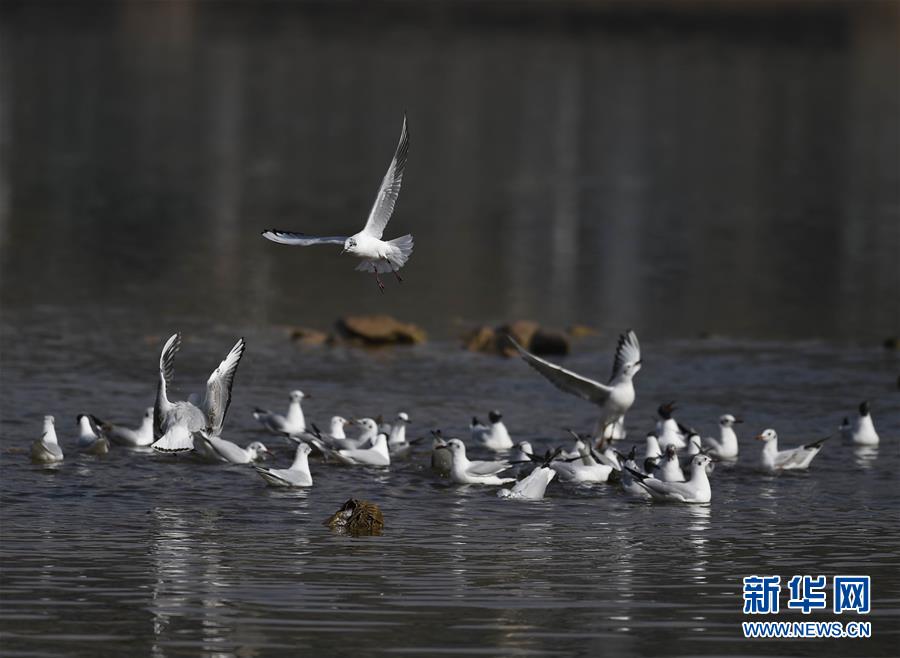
[335,315,427,346]
[324,498,384,536]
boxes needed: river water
[1,2,899,657]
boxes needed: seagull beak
[754,434,765,441]
[304,393,312,399]
[734,418,744,424]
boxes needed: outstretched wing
[159,333,181,387]
[361,115,409,239]
[609,329,640,382]
[261,230,347,246]
[509,337,612,405]
[202,337,246,436]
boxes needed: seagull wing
[202,338,246,436]
[609,329,641,382]
[468,459,511,476]
[509,337,613,404]
[154,333,181,438]
[361,115,409,239]
[261,230,347,246]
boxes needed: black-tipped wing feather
[609,329,641,382]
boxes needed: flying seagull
[509,329,642,439]
[262,115,413,292]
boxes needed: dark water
[1,2,900,657]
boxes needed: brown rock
[529,329,570,356]
[462,326,497,353]
[289,327,329,346]
[336,314,427,346]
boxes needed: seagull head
[692,454,714,470]
[488,410,503,424]
[357,418,379,434]
[397,411,411,424]
[248,441,270,459]
[755,429,777,443]
[624,360,642,378]
[342,237,358,254]
[441,438,466,457]
[290,390,307,402]
[719,414,742,426]
[859,401,870,417]
[295,443,312,457]
[657,402,676,419]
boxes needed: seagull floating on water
[703,414,741,460]
[845,401,879,446]
[152,333,246,453]
[549,441,614,483]
[510,329,641,439]
[437,438,514,485]
[756,428,829,473]
[262,115,413,292]
[31,415,64,464]
[76,415,110,455]
[254,443,313,487]
[96,407,154,447]
[430,430,453,477]
[626,454,714,503]
[656,402,689,451]
[332,433,391,467]
[253,390,308,436]
[644,432,662,460]
[656,444,685,482]
[470,410,513,451]
[617,447,652,499]
[194,435,269,464]
[498,452,559,500]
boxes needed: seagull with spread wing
[262,115,413,292]
[152,333,246,453]
[509,329,642,440]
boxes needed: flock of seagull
[25,114,886,505]
[29,328,883,505]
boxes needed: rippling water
[2,1,899,656]
[2,319,899,656]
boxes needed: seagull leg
[372,265,385,293]
[391,266,403,284]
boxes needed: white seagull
[96,407,155,447]
[332,433,391,467]
[261,115,413,292]
[498,465,557,500]
[195,435,269,464]
[644,432,662,460]
[311,417,380,451]
[253,390,308,436]
[549,441,614,483]
[437,438,515,485]
[626,454,714,503]
[254,443,313,487]
[470,410,513,451]
[756,429,829,472]
[656,444,685,482]
[510,329,641,438]
[152,333,246,453]
[31,415,64,464]
[656,402,688,451]
[703,414,742,460]
[386,411,412,447]
[846,401,879,446]
[76,415,110,455]
[617,446,652,499]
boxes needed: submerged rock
[335,315,427,346]
[290,327,329,346]
[463,320,570,357]
[324,498,384,536]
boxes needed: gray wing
[155,333,181,438]
[261,230,347,246]
[468,459,511,476]
[509,337,613,404]
[609,329,641,382]
[201,435,246,463]
[202,337,246,436]
[361,115,409,239]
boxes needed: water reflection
[853,446,879,470]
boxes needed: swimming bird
[437,438,514,485]
[510,329,641,439]
[549,441,614,483]
[847,401,879,446]
[656,444,685,482]
[470,410,513,451]
[253,443,313,487]
[96,407,154,447]
[76,414,110,455]
[626,454,714,503]
[756,429,829,472]
[253,390,308,436]
[644,432,662,460]
[431,430,453,477]
[686,432,703,457]
[498,452,559,500]
[656,403,688,451]
[703,414,742,460]
[194,435,269,464]
[332,433,391,467]
[31,415,64,464]
[152,333,246,453]
[617,446,652,499]
[262,115,413,292]
[386,411,412,447]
